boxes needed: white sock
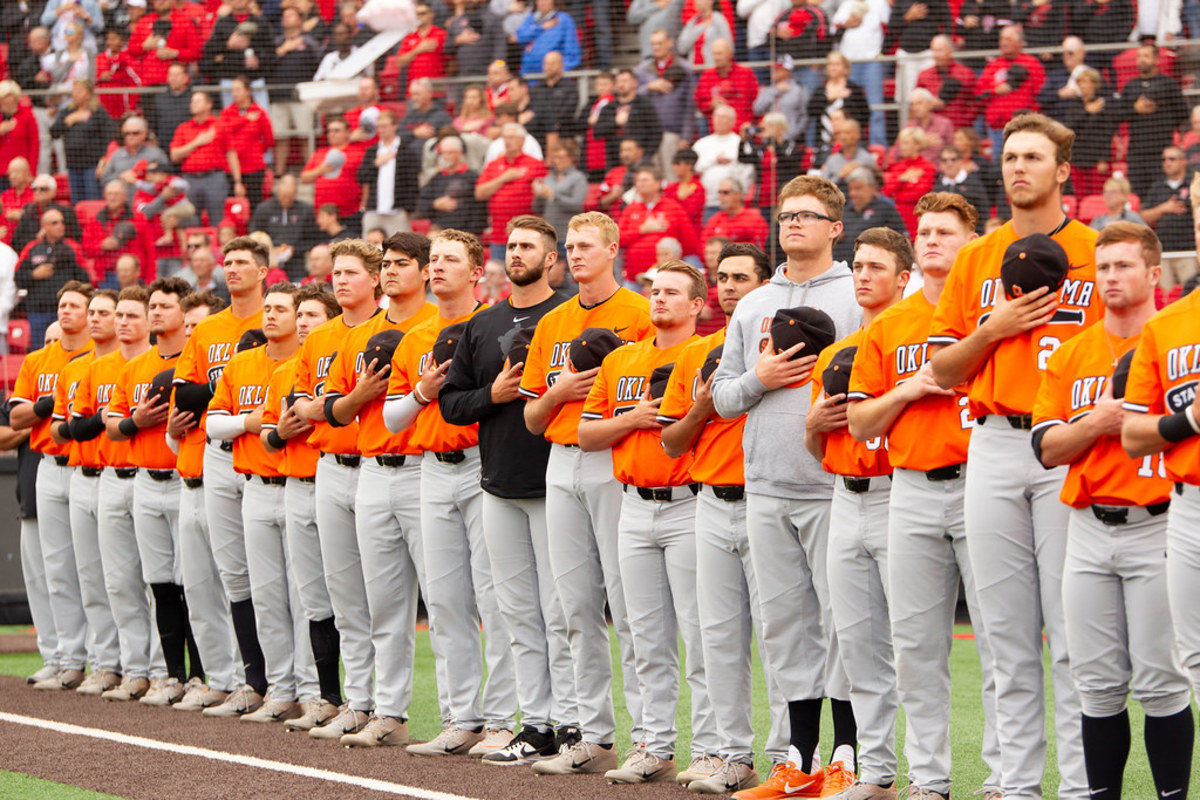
[786,745,805,769]
[831,743,856,772]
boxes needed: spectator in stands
[338,0,376,47]
[399,78,453,157]
[50,79,113,203]
[665,147,704,221]
[364,227,387,248]
[269,5,322,175]
[635,29,690,171]
[529,52,577,149]
[485,103,544,162]
[769,0,832,94]
[453,84,495,139]
[303,243,333,286]
[835,166,906,263]
[475,258,511,303]
[597,137,644,213]
[954,0,1008,67]
[1073,0,1133,71]
[249,174,320,275]
[100,252,144,291]
[934,146,989,232]
[12,174,82,253]
[357,109,421,236]
[130,0,204,88]
[516,0,581,75]
[1037,36,1091,122]
[812,116,874,191]
[316,203,353,243]
[345,77,384,150]
[1089,176,1145,230]
[953,125,1003,210]
[475,122,547,258]
[484,58,513,110]
[740,111,804,220]
[532,139,586,251]
[693,104,754,222]
[94,27,141,120]
[16,207,89,343]
[617,163,697,283]
[833,0,889,148]
[700,177,768,247]
[808,51,870,148]
[1,158,34,243]
[595,69,663,171]
[891,0,950,100]
[893,88,954,163]
[418,134,487,235]
[301,115,365,232]
[170,90,242,227]
[0,81,40,194]
[42,0,102,54]
[1014,0,1068,50]
[917,35,979,131]
[99,116,167,196]
[1116,41,1188,198]
[693,38,758,131]
[82,179,142,282]
[445,0,504,82]
[570,71,614,179]
[146,194,193,276]
[752,55,808,144]
[739,0,788,74]
[48,20,94,96]
[978,26,1046,158]
[507,75,554,147]
[628,0,684,60]
[202,0,278,103]
[882,127,937,235]
[145,63,191,156]
[221,76,275,215]
[393,1,449,90]
[1061,67,1115,198]
[313,22,358,80]
[678,0,732,70]
[176,231,231,300]
[1142,146,1195,253]
[10,27,55,98]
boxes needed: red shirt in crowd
[128,6,203,86]
[303,146,366,219]
[95,48,142,118]
[882,156,937,235]
[693,62,760,128]
[476,152,547,246]
[0,102,40,178]
[393,25,448,87]
[617,196,698,282]
[219,102,275,174]
[665,179,705,223]
[82,206,148,283]
[171,116,233,174]
[979,53,1046,130]
[701,206,769,248]
[0,184,33,244]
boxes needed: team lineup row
[9,110,1200,800]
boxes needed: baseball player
[438,215,576,765]
[260,285,344,729]
[106,279,205,707]
[845,193,1000,800]
[518,211,653,775]
[323,234,439,747]
[710,176,861,798]
[577,260,712,785]
[288,239,381,739]
[929,114,1101,800]
[207,281,318,723]
[382,229,517,757]
[166,289,243,712]
[174,235,269,718]
[52,289,122,697]
[9,281,94,692]
[804,228,912,799]
[659,242,787,795]
[1035,222,1192,800]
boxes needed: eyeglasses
[777,210,835,225]
[718,189,735,194]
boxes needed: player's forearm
[0,426,28,450]
[293,396,325,424]
[8,403,39,430]
[1036,420,1098,467]
[659,405,707,459]
[578,416,635,452]
[260,428,283,453]
[382,393,422,433]
[1122,413,1173,459]
[105,415,131,442]
[329,392,367,426]
[523,391,561,436]
[803,428,826,462]
[846,393,907,442]
[711,370,766,419]
[929,332,998,390]
[205,413,247,440]
[438,384,496,426]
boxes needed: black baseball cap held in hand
[770,307,837,361]
[1000,233,1069,300]
[700,344,723,383]
[149,368,175,405]
[236,328,268,353]
[432,322,467,366]
[507,326,535,367]
[364,329,404,371]
[1111,350,1135,400]
[569,327,624,372]
[648,364,674,400]
[822,346,858,398]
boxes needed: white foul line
[0,711,483,800]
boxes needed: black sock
[179,590,204,681]
[150,582,188,682]
[830,698,857,761]
[1081,711,1130,800]
[787,698,822,765]
[308,617,342,706]
[1145,706,1194,799]
[229,598,267,695]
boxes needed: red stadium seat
[0,354,24,393]
[75,200,106,227]
[1077,194,1107,224]
[261,169,274,201]
[222,197,252,234]
[54,173,71,205]
[7,319,31,354]
[410,218,432,235]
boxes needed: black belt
[980,414,1032,430]
[246,474,287,486]
[926,463,963,482]
[146,469,176,482]
[624,483,700,502]
[709,484,745,502]
[220,440,233,452]
[184,477,204,489]
[562,443,581,450]
[375,454,407,468]
[842,476,874,493]
[433,450,465,464]
[54,455,70,467]
[296,476,316,484]
[113,467,138,479]
[1091,501,1170,525]
[81,466,102,478]
[330,453,360,468]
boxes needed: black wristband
[33,396,54,419]
[1158,410,1197,444]
[57,421,73,441]
[118,417,139,437]
[266,429,286,450]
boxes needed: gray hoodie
[711,262,862,500]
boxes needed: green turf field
[1,627,1190,797]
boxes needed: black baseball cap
[364,329,404,372]
[148,368,174,405]
[569,328,623,372]
[1001,233,1069,299]
[507,326,535,368]
[770,307,837,360]
[236,328,267,353]
[700,344,723,383]
[821,346,858,398]
[1111,350,1135,399]
[432,322,467,366]
[648,364,674,400]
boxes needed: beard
[506,257,546,287]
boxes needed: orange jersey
[108,346,181,471]
[326,303,437,457]
[582,336,697,486]
[849,292,973,470]
[519,288,653,445]
[53,352,97,467]
[76,350,135,468]
[261,354,318,478]
[812,330,890,478]
[209,346,286,477]
[1034,323,1170,507]
[930,220,1102,418]
[1123,290,1200,485]
[387,307,484,453]
[658,329,746,486]
[12,340,93,455]
[293,314,363,455]
[173,307,264,478]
